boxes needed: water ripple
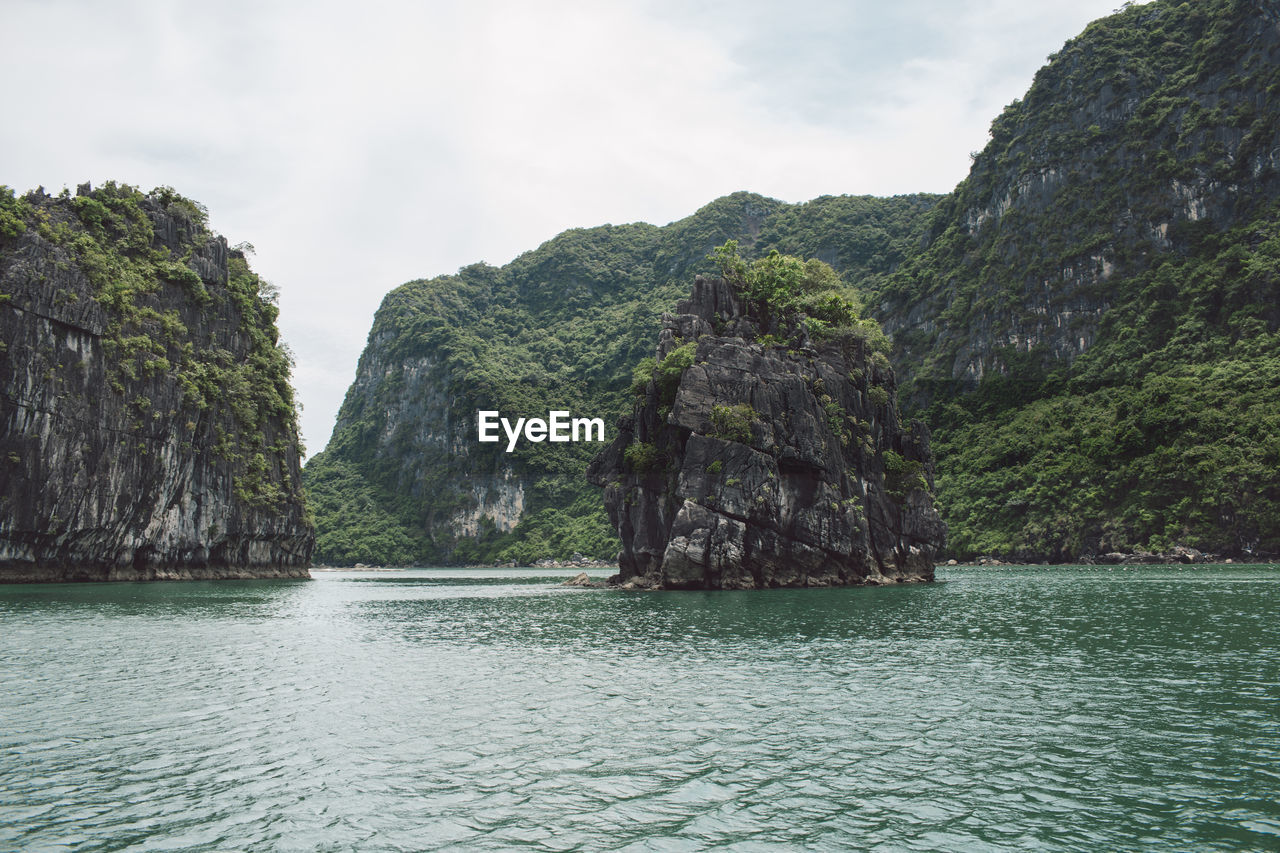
[1,565,1278,851]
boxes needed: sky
[2,0,1125,457]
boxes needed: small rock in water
[561,572,593,587]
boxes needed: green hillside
[307,0,1280,565]
[878,0,1280,558]
[304,193,939,565]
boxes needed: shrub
[0,186,31,238]
[882,450,928,500]
[630,356,656,396]
[824,399,851,444]
[709,403,755,444]
[707,242,868,344]
[623,441,664,473]
[655,342,696,403]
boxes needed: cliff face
[0,183,312,582]
[306,1,1280,566]
[880,0,1280,401]
[303,193,938,566]
[305,322,532,566]
[870,0,1280,561]
[589,275,945,589]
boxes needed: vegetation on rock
[307,0,1280,565]
[590,264,943,589]
[304,193,939,565]
[876,0,1280,559]
[0,182,311,579]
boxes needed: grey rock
[0,188,312,582]
[589,275,946,589]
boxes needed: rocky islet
[589,273,946,589]
[0,184,313,581]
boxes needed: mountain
[0,182,313,581]
[303,193,939,565]
[308,0,1280,566]
[877,0,1280,559]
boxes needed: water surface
[2,565,1278,851]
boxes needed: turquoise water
[1,565,1278,851]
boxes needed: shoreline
[309,560,1280,574]
[0,565,312,584]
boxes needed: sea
[2,565,1277,851]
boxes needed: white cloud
[1,0,1123,456]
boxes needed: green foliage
[70,195,111,230]
[2,182,305,514]
[709,239,747,280]
[156,259,208,301]
[153,185,209,230]
[710,242,865,344]
[303,453,425,565]
[630,356,656,396]
[882,450,928,501]
[655,342,697,403]
[869,0,1280,559]
[930,209,1280,559]
[745,250,804,300]
[879,0,1280,374]
[823,399,850,445]
[0,186,31,238]
[483,493,617,565]
[623,441,664,473]
[233,452,287,509]
[709,403,755,444]
[752,193,941,292]
[302,191,938,565]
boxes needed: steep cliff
[588,257,944,589]
[0,182,312,581]
[303,192,938,566]
[882,0,1280,396]
[306,0,1280,566]
[874,0,1280,559]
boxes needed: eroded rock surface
[589,276,945,589]
[0,185,312,581]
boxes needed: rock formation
[589,274,945,589]
[880,0,1280,405]
[302,193,936,567]
[304,0,1280,565]
[872,0,1280,560]
[0,183,313,581]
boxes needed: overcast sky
[3,0,1123,457]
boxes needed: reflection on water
[1,566,1278,851]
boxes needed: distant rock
[533,557,614,569]
[1080,544,1217,566]
[1171,545,1206,564]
